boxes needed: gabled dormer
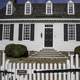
[46,0,53,15]
[67,0,75,15]
[6,1,13,15]
[24,0,32,15]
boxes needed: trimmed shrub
[74,46,80,54]
[5,44,28,58]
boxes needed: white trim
[1,18,80,21]
[6,1,13,15]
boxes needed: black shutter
[10,24,14,40]
[0,24,3,40]
[64,24,68,41]
[19,24,23,41]
[76,24,80,41]
[30,24,35,41]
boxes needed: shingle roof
[0,3,80,19]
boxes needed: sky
[0,0,80,9]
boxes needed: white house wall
[0,22,80,52]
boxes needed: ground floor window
[68,24,76,40]
[23,24,31,40]
[3,24,11,40]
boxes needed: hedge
[74,46,80,54]
[5,44,28,58]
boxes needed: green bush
[74,46,80,54]
[5,44,28,58]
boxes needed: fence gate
[1,54,80,80]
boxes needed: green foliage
[74,46,80,54]
[5,44,28,58]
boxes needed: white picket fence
[1,54,80,80]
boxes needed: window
[3,24,10,39]
[69,4,73,13]
[68,24,76,40]
[67,0,75,15]
[6,1,13,15]
[46,0,53,15]
[24,1,31,15]
[23,24,31,40]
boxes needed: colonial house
[0,0,80,52]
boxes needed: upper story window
[46,0,53,15]
[24,1,32,15]
[6,1,13,15]
[67,0,75,15]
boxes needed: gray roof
[0,3,80,19]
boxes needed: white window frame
[23,24,31,40]
[67,0,75,15]
[46,0,53,15]
[2,24,11,40]
[6,1,13,15]
[68,24,76,41]
[24,1,32,15]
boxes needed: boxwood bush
[5,44,28,58]
[74,46,80,54]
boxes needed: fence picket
[63,63,66,80]
[54,63,57,80]
[58,63,62,80]
[50,63,53,80]
[41,63,45,80]
[66,60,70,80]
[24,63,28,80]
[45,63,49,80]
[12,63,16,80]
[37,63,41,80]
[33,63,36,80]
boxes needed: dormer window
[67,0,75,15]
[24,1,32,15]
[6,1,13,15]
[46,0,53,15]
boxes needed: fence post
[75,54,79,80]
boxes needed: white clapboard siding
[1,54,80,80]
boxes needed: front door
[44,28,53,47]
